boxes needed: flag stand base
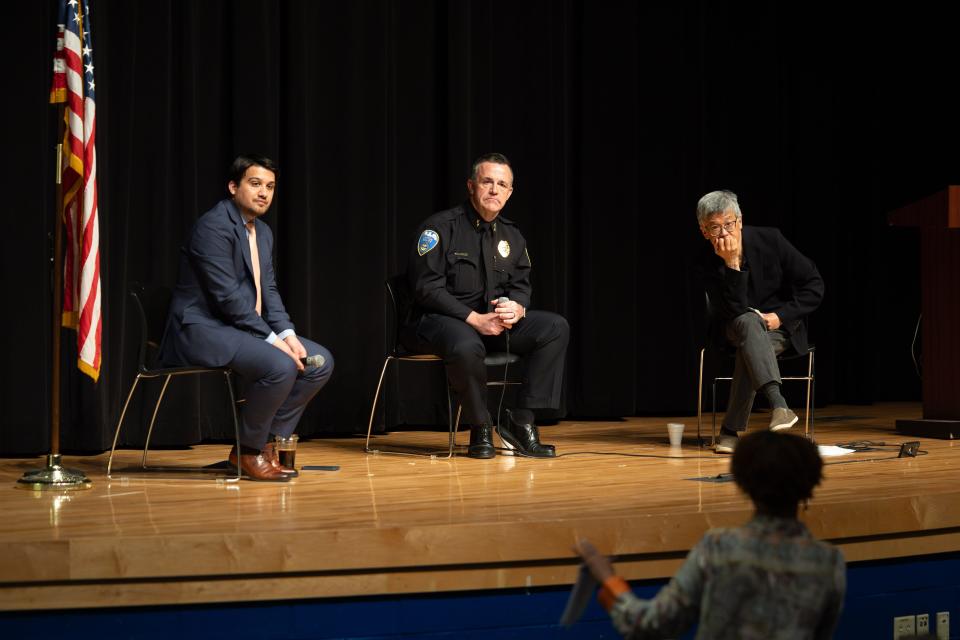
[16,454,92,490]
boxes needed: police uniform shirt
[409,202,532,320]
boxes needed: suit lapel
[226,199,256,281]
[252,221,265,282]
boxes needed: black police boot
[497,409,556,458]
[467,424,496,459]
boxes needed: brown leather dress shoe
[262,442,299,477]
[228,447,290,482]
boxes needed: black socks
[761,382,788,409]
[508,408,535,424]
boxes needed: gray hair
[696,190,742,226]
[470,152,513,183]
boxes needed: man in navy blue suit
[160,155,334,481]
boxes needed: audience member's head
[732,431,823,517]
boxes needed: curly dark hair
[731,431,823,512]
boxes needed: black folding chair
[107,283,242,480]
[365,275,519,458]
[696,293,815,447]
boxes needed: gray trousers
[722,312,789,432]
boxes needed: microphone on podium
[301,354,326,368]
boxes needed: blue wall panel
[2,552,956,639]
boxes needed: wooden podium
[888,186,960,438]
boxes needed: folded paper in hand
[559,563,599,626]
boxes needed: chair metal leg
[365,357,393,453]
[697,348,704,446]
[805,350,815,441]
[705,348,816,444]
[223,370,242,481]
[126,371,241,480]
[442,386,456,459]
[425,382,457,459]
[811,374,816,443]
[452,403,463,453]
[365,357,457,458]
[711,378,718,447]
[141,374,173,468]
[107,374,143,478]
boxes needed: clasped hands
[758,312,781,331]
[466,298,525,336]
[272,334,307,370]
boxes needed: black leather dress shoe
[467,424,496,459]
[497,409,556,458]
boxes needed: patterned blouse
[609,515,845,639]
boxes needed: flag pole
[17,107,91,491]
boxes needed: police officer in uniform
[404,153,569,459]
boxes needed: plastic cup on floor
[667,423,684,447]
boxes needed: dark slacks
[722,312,788,431]
[406,311,569,425]
[227,335,334,449]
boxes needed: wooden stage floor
[1,402,958,611]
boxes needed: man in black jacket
[404,153,569,459]
[695,190,824,453]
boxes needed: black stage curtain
[5,1,958,454]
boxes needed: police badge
[497,240,510,258]
[418,230,439,256]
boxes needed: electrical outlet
[917,613,930,635]
[894,615,916,639]
[936,611,949,640]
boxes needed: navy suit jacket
[697,225,824,355]
[160,199,294,367]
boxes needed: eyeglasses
[704,219,739,237]
[476,177,513,191]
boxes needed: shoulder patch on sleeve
[417,229,440,256]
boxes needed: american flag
[50,0,102,381]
